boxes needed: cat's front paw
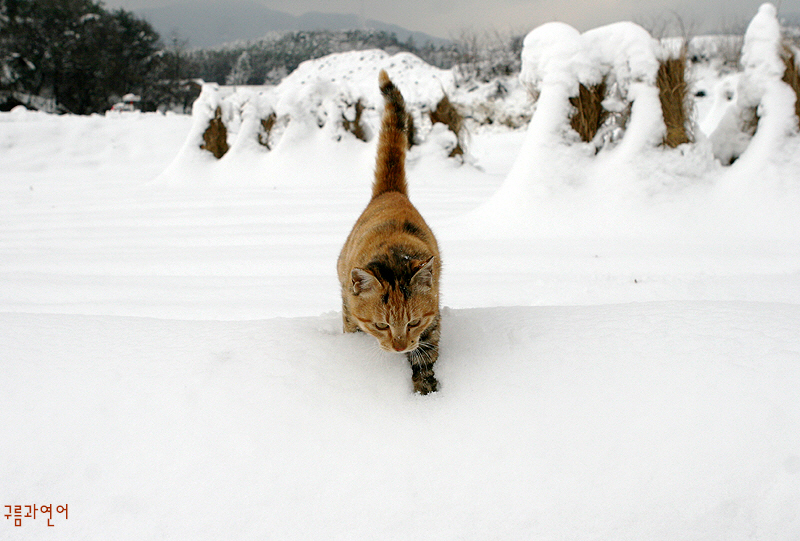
[413,372,438,395]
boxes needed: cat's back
[354,191,435,241]
[337,69,439,287]
[338,191,438,276]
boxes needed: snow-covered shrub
[259,112,277,149]
[582,22,666,154]
[516,20,666,154]
[569,81,609,143]
[226,89,276,156]
[517,22,588,144]
[657,50,692,147]
[201,106,228,158]
[429,94,465,157]
[708,3,797,165]
[782,45,800,129]
[450,76,533,129]
[190,84,234,158]
[340,99,369,142]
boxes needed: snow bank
[3,303,800,539]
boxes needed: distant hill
[137,1,449,48]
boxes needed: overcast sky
[103,0,800,38]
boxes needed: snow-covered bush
[708,3,798,164]
[200,106,228,158]
[181,49,524,168]
[657,51,692,147]
[514,20,667,155]
[782,44,800,129]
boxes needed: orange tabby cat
[337,70,441,395]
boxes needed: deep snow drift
[2,4,800,539]
[4,304,800,539]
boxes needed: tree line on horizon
[0,0,524,114]
[174,29,523,87]
[15,1,792,117]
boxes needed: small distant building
[111,93,141,112]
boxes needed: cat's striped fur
[337,70,441,395]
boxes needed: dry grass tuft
[657,53,692,148]
[782,46,800,129]
[430,94,465,157]
[259,112,277,149]
[201,106,229,159]
[341,99,368,142]
[569,81,609,143]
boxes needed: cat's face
[356,295,437,353]
[348,257,438,353]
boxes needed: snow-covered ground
[3,5,800,539]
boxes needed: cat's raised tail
[372,70,409,199]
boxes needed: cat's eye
[375,322,389,330]
[408,319,421,328]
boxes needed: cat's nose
[393,344,406,352]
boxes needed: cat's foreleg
[408,315,440,394]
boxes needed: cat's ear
[351,268,378,295]
[411,257,435,291]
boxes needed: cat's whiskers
[361,338,385,366]
[410,340,435,373]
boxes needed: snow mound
[277,49,454,109]
[156,50,464,186]
[708,2,798,165]
[456,3,800,240]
